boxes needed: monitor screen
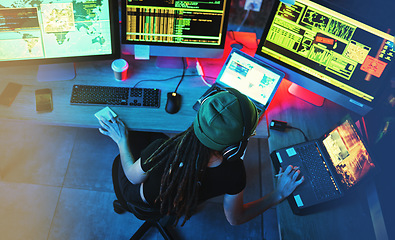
[255,0,395,115]
[121,0,231,59]
[218,50,284,106]
[322,118,375,189]
[0,0,120,65]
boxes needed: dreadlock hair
[144,125,214,226]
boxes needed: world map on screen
[0,0,113,61]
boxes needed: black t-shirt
[140,139,246,206]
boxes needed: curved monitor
[0,1,120,70]
[121,0,231,60]
[255,0,395,115]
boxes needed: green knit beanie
[193,90,258,151]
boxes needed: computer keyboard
[295,144,340,200]
[70,85,161,108]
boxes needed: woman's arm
[223,165,303,225]
[98,114,148,184]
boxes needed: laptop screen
[217,50,284,106]
[322,119,375,189]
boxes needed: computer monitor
[121,0,231,66]
[255,0,395,115]
[0,0,120,81]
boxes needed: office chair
[112,155,177,240]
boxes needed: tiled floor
[0,120,279,240]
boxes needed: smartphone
[35,88,53,112]
[0,82,23,106]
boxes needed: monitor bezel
[0,0,120,67]
[120,0,231,53]
[254,0,394,114]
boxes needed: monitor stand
[155,57,185,69]
[37,63,76,82]
[288,83,324,106]
[133,45,185,69]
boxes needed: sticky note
[134,45,150,60]
[276,152,283,163]
[294,194,304,207]
[286,147,296,157]
[94,106,117,121]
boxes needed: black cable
[174,57,186,93]
[132,73,196,89]
[286,126,309,142]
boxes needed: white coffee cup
[111,59,129,81]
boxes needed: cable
[286,126,309,142]
[132,74,198,88]
[270,119,309,141]
[236,8,251,32]
[228,31,258,50]
[195,58,219,87]
[173,57,186,93]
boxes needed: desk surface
[266,79,377,240]
[0,55,268,138]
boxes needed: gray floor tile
[244,138,264,202]
[263,208,280,240]
[177,202,262,240]
[259,138,280,240]
[48,187,138,240]
[259,138,275,195]
[0,120,76,186]
[0,181,61,240]
[63,128,118,192]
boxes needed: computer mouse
[165,92,182,114]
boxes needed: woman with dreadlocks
[99,89,304,226]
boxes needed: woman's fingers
[98,117,110,129]
[283,165,293,175]
[291,169,300,180]
[296,176,305,185]
[98,128,109,136]
[109,111,117,123]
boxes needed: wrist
[272,190,285,203]
[117,138,129,149]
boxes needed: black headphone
[221,88,256,161]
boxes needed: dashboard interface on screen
[123,0,229,48]
[219,51,283,106]
[256,0,394,105]
[0,0,117,62]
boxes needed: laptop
[270,115,377,214]
[193,48,285,116]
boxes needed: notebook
[193,48,285,116]
[270,115,377,214]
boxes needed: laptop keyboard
[295,144,340,200]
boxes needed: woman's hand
[274,165,304,201]
[98,113,128,146]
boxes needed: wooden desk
[265,79,377,239]
[0,55,268,137]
